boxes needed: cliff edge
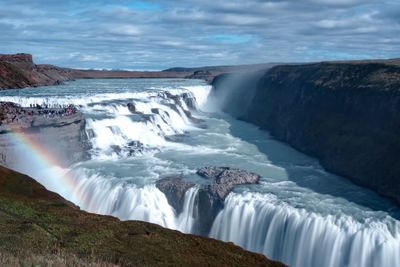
[0,54,74,89]
[0,102,88,168]
[0,165,284,267]
[211,61,400,205]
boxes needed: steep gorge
[211,61,400,205]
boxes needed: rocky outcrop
[197,166,261,199]
[0,61,34,89]
[0,53,34,70]
[195,167,260,234]
[0,53,74,89]
[156,176,195,214]
[157,167,261,235]
[211,61,400,205]
[0,102,88,168]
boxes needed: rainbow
[4,126,85,208]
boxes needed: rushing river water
[1,79,400,267]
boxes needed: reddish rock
[0,53,34,70]
[0,53,74,89]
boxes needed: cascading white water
[81,86,209,158]
[175,187,199,233]
[1,79,400,267]
[70,169,177,228]
[210,192,400,267]
[67,168,199,233]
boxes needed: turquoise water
[1,78,399,267]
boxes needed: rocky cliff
[0,102,88,168]
[0,53,75,89]
[211,61,400,205]
[0,165,285,267]
[0,53,193,90]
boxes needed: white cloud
[0,0,397,69]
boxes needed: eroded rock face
[0,53,34,70]
[0,54,74,90]
[195,167,261,235]
[156,176,195,214]
[156,167,261,235]
[197,166,260,199]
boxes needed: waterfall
[68,168,199,233]
[175,187,199,233]
[209,192,400,267]
[83,87,210,159]
[2,80,399,267]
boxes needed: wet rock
[181,93,197,110]
[156,176,195,214]
[110,145,122,155]
[197,166,261,199]
[195,167,260,235]
[127,103,137,114]
[156,167,261,235]
[126,141,145,155]
[165,91,182,107]
[151,108,160,114]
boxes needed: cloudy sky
[0,0,398,70]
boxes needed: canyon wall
[210,62,400,205]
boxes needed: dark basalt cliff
[0,165,285,267]
[211,62,400,205]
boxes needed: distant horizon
[0,0,398,70]
[2,51,399,72]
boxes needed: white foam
[66,168,198,232]
[210,192,400,267]
[182,85,212,110]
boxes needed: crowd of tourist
[28,103,78,118]
[0,102,78,124]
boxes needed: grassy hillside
[0,166,284,267]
